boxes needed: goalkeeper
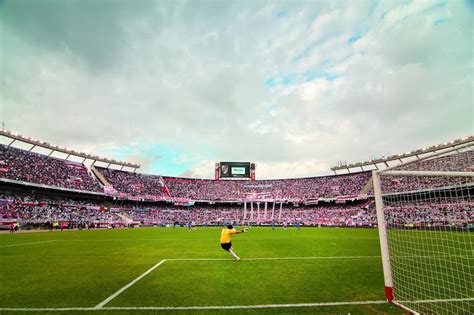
[220,224,247,260]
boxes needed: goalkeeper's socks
[229,250,240,260]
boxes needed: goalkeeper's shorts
[221,242,232,251]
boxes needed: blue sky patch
[281,74,295,85]
[433,18,447,25]
[275,10,287,18]
[103,143,210,176]
[348,33,362,44]
[264,78,278,88]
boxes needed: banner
[18,201,48,207]
[104,185,118,195]
[65,162,85,169]
[174,201,195,206]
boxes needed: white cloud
[1,0,471,179]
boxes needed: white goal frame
[372,170,474,314]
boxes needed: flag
[162,184,171,197]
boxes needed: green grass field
[0,227,411,314]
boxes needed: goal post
[373,170,394,303]
[373,170,474,314]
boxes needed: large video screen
[219,162,251,178]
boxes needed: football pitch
[1,227,406,314]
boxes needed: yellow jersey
[220,228,237,244]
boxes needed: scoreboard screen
[219,162,251,178]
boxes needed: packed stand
[0,193,122,227]
[120,201,472,227]
[165,173,370,201]
[381,150,473,193]
[96,167,370,201]
[394,150,473,172]
[124,203,373,227]
[0,145,102,192]
[2,191,471,229]
[96,167,166,196]
[385,203,473,227]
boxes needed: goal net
[373,170,473,314]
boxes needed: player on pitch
[220,224,247,260]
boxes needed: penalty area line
[94,259,167,309]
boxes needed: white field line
[0,240,56,248]
[94,259,167,309]
[0,300,387,312]
[1,298,474,312]
[56,236,379,242]
[168,256,381,261]
[163,254,473,261]
[104,300,387,310]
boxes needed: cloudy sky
[0,0,472,179]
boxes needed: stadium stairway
[91,165,111,187]
[359,176,373,195]
[117,212,133,224]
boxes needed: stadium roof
[331,136,473,173]
[0,129,140,169]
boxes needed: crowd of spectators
[6,142,468,199]
[118,204,369,227]
[2,190,471,229]
[381,176,471,193]
[166,172,370,200]
[0,145,102,192]
[354,196,473,227]
[395,150,473,172]
[1,144,471,204]
[0,193,121,226]
[96,167,370,201]
[96,167,165,196]
[385,203,473,226]
[380,150,473,193]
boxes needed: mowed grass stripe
[0,240,57,247]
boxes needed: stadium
[0,1,472,315]
[1,130,472,314]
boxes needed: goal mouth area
[373,170,474,315]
